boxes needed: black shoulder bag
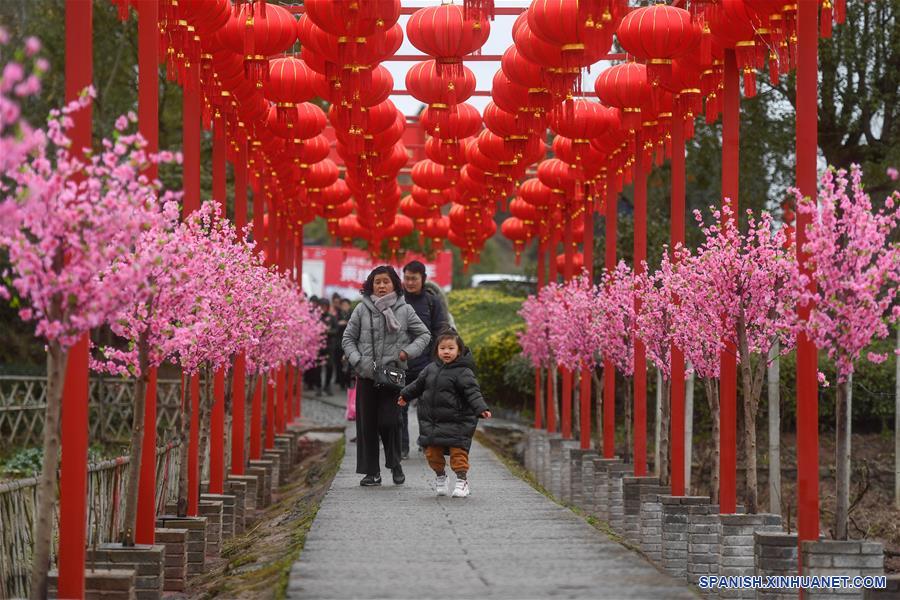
[369,310,406,392]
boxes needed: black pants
[355,377,402,475]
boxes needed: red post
[58,3,92,595]
[580,200,595,450]
[266,377,275,449]
[296,228,304,420]
[719,50,741,514]
[633,133,648,477]
[231,354,246,475]
[670,105,687,496]
[188,374,200,515]
[795,0,821,551]
[212,128,226,208]
[250,377,262,460]
[134,0,159,547]
[546,233,559,433]
[535,247,545,429]
[561,217,574,439]
[604,185,617,458]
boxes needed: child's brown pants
[424,446,469,476]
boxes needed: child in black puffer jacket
[398,330,491,498]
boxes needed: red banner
[301,246,453,299]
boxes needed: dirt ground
[174,429,344,599]
[479,425,900,574]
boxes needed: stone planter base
[606,462,633,535]
[864,574,899,599]
[84,543,164,600]
[50,568,135,600]
[247,460,274,507]
[565,448,596,507]
[590,457,623,521]
[623,476,669,546]
[227,473,259,513]
[270,443,292,483]
[198,500,224,556]
[575,450,599,512]
[223,479,247,534]
[202,493,235,539]
[155,516,207,576]
[660,496,711,579]
[154,528,187,592]
[801,539,884,600]
[540,433,561,489]
[718,513,782,599]
[754,532,798,600]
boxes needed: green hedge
[447,288,533,412]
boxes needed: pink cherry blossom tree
[1,39,179,592]
[796,165,900,539]
[519,284,561,428]
[596,262,637,463]
[691,206,802,513]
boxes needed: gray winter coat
[341,294,431,380]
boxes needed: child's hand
[481,410,492,419]
[398,396,407,407]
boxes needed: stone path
[287,406,697,600]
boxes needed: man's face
[403,270,423,294]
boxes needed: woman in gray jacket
[342,266,431,486]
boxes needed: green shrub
[2,447,43,477]
[447,288,533,410]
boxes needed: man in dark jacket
[400,260,448,458]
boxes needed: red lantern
[405,60,477,108]
[509,196,538,224]
[549,99,615,140]
[264,57,318,118]
[406,5,490,75]
[421,215,450,249]
[501,217,532,264]
[424,137,466,169]
[411,159,454,191]
[304,0,400,37]
[400,195,437,222]
[527,0,621,68]
[616,5,699,84]
[594,62,654,131]
[217,2,297,85]
[420,103,482,140]
[267,102,327,140]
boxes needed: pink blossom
[24,36,41,57]
[887,167,899,181]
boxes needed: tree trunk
[550,367,559,433]
[736,315,760,514]
[895,325,899,510]
[593,369,604,452]
[658,377,671,487]
[573,370,580,442]
[655,368,662,476]
[29,341,67,600]
[121,331,150,546]
[624,377,633,464]
[197,365,213,485]
[835,377,852,540]
[704,378,720,504]
[685,367,695,493]
[767,342,782,515]
[176,370,191,517]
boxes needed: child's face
[438,339,459,364]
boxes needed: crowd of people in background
[303,293,354,396]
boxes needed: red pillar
[546,231,559,433]
[296,228,304,420]
[580,201,595,450]
[231,355,246,475]
[266,376,276,449]
[58,3,92,595]
[209,369,225,493]
[795,0,821,549]
[134,0,159,547]
[231,140,248,475]
[561,217,574,439]
[633,134,648,477]
[535,247,545,429]
[250,377,262,460]
[670,106,687,496]
[719,50,741,514]
[604,185,617,458]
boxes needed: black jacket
[403,288,448,376]
[399,351,489,451]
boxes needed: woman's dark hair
[360,265,403,297]
[433,328,465,357]
[403,260,427,281]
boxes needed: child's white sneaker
[435,475,449,496]
[451,478,470,498]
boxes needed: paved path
[287,408,697,600]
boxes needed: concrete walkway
[287,404,697,600]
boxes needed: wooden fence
[0,375,184,446]
[0,440,181,600]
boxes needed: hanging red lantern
[527,0,621,67]
[421,215,450,250]
[263,58,318,119]
[549,99,616,141]
[405,60,477,108]
[313,64,394,108]
[267,102,327,140]
[594,62,655,131]
[501,217,532,264]
[406,5,490,75]
[217,2,297,85]
[304,0,400,37]
[519,178,556,208]
[420,103,482,140]
[400,195,437,222]
[616,5,699,84]
[411,159,455,191]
